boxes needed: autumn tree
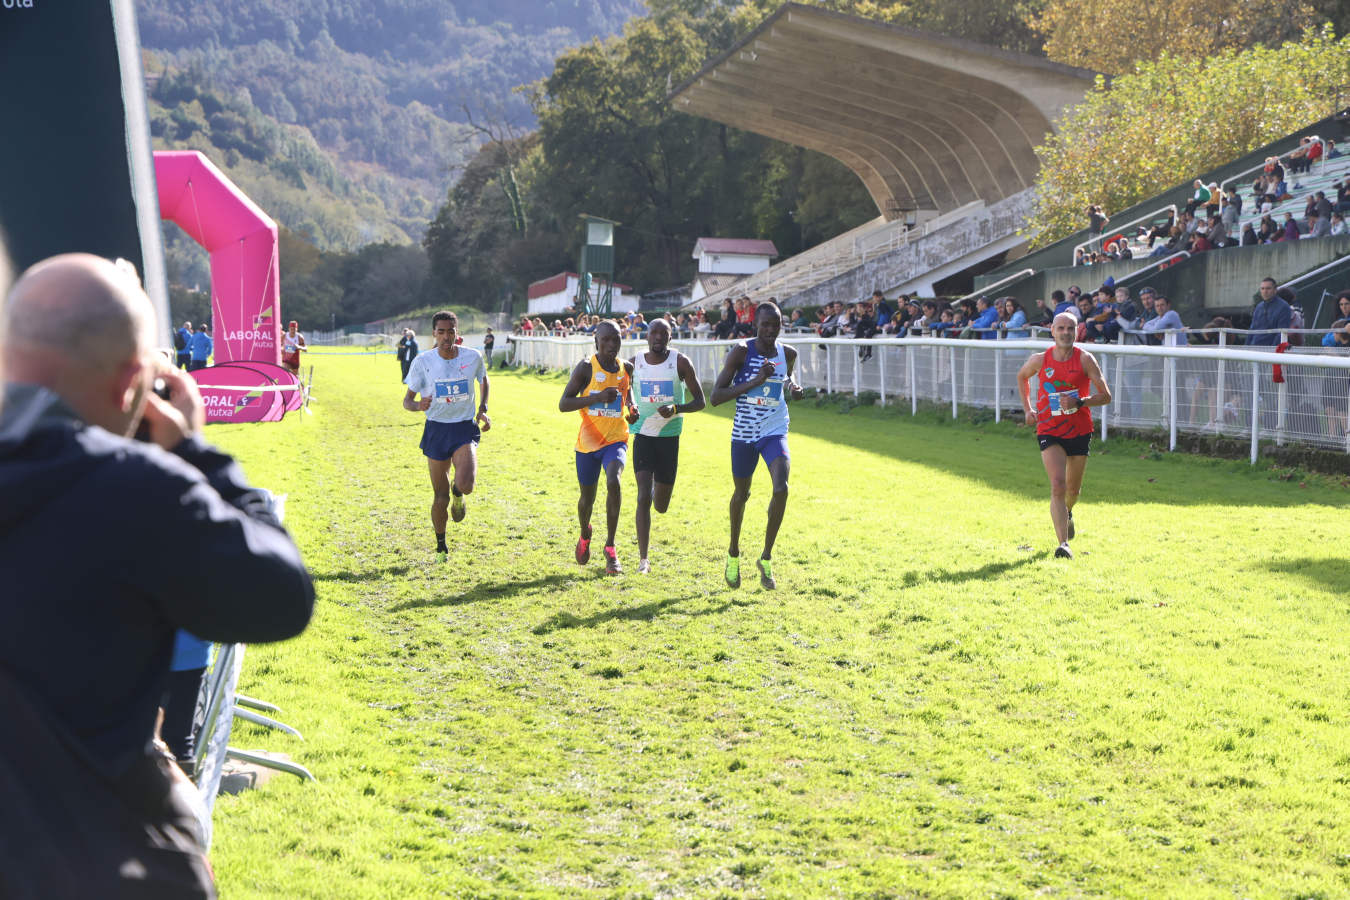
[1024,29,1350,247]
[1034,0,1320,75]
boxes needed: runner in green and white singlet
[627,319,705,573]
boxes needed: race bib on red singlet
[1047,388,1079,416]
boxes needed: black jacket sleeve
[118,438,314,644]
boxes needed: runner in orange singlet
[559,320,638,574]
[1016,312,1112,559]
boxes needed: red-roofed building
[527,271,635,316]
[689,238,778,304]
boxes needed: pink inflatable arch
[154,151,280,365]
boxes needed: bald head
[4,254,159,436]
[1052,311,1079,329]
[5,254,154,375]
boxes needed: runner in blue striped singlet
[627,319,706,574]
[709,301,804,589]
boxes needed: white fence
[510,335,1350,463]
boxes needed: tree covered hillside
[137,0,647,214]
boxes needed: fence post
[1113,334,1124,430]
[961,345,971,406]
[950,346,958,419]
[826,344,833,395]
[1100,353,1108,442]
[1167,347,1177,451]
[1215,331,1227,433]
[853,347,860,397]
[1249,360,1260,465]
[909,346,916,415]
[1276,331,1288,447]
[878,345,887,405]
[994,346,1002,423]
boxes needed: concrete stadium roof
[670,4,1097,221]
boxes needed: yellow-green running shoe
[756,557,776,589]
[451,490,466,522]
[435,550,448,564]
[724,555,740,588]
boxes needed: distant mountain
[136,0,647,241]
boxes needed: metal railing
[1115,251,1191,286]
[962,268,1034,302]
[513,334,1350,462]
[1221,137,1324,207]
[1073,204,1177,264]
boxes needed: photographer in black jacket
[0,253,314,898]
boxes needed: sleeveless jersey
[731,339,789,442]
[576,354,631,452]
[631,351,686,438]
[1035,346,1093,437]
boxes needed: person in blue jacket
[188,322,213,370]
[175,320,192,369]
[971,296,1001,339]
[1248,277,1292,346]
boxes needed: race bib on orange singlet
[587,394,623,418]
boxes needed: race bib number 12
[435,379,471,403]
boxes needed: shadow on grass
[897,554,1047,588]
[389,573,578,611]
[785,401,1350,509]
[532,592,755,634]
[314,564,413,583]
[1262,557,1350,594]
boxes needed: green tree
[1024,29,1350,247]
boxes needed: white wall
[696,253,772,276]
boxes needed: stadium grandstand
[669,2,1096,307]
[977,112,1350,329]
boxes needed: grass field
[206,349,1350,898]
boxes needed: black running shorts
[1037,432,1091,456]
[632,433,680,484]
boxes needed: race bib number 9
[1048,389,1079,415]
[435,379,471,403]
[747,380,783,407]
[588,395,623,417]
[641,380,675,405]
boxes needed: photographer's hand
[142,366,204,449]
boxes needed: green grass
[206,349,1350,898]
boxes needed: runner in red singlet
[1016,312,1112,559]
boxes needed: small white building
[689,238,778,304]
[527,271,636,316]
